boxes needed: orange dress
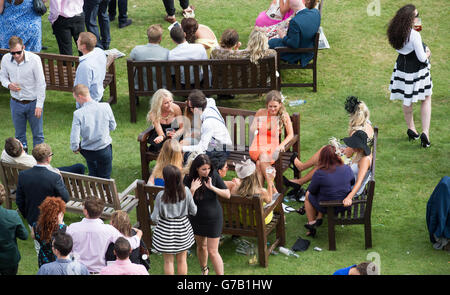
[249,114,280,164]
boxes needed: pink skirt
[255,9,293,27]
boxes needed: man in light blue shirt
[37,232,89,275]
[74,32,107,105]
[70,84,116,179]
[130,24,169,90]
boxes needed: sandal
[164,15,176,24]
[296,206,306,215]
[201,265,209,275]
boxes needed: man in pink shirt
[100,237,149,275]
[46,0,85,56]
[66,197,143,274]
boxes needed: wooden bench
[135,180,286,267]
[274,32,320,92]
[0,161,138,219]
[0,48,117,104]
[126,56,278,122]
[138,101,300,194]
[320,126,378,250]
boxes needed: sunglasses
[10,50,23,56]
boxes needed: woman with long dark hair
[303,145,355,237]
[183,154,230,275]
[151,165,197,275]
[387,4,432,147]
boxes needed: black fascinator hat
[344,96,361,114]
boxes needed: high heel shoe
[420,133,431,148]
[407,129,420,141]
[289,152,299,174]
[304,223,317,238]
[283,175,302,190]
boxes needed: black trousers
[52,14,85,56]
[108,0,128,24]
[0,265,18,275]
[162,0,189,16]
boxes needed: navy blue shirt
[308,165,355,203]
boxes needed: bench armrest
[319,198,367,207]
[263,193,283,219]
[118,179,139,200]
[106,54,115,70]
[137,125,154,143]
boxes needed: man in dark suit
[16,143,70,227]
[268,0,321,67]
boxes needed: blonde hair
[151,139,183,179]
[246,29,269,64]
[73,84,90,97]
[348,101,370,135]
[147,24,163,43]
[266,90,287,130]
[111,210,132,237]
[146,89,174,124]
[236,172,262,198]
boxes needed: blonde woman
[243,28,277,64]
[105,210,150,270]
[285,96,373,189]
[148,139,184,186]
[146,89,184,153]
[231,157,275,224]
[249,90,293,192]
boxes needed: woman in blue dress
[0,0,42,52]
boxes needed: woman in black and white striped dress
[387,4,432,148]
[151,165,197,275]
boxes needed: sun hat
[234,157,256,179]
[342,130,371,156]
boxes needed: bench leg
[130,94,137,123]
[365,221,372,249]
[258,233,268,268]
[327,207,336,251]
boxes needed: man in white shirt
[168,25,207,85]
[182,90,232,160]
[0,36,46,152]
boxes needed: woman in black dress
[183,154,230,275]
[387,4,432,147]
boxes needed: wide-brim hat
[342,130,371,156]
[234,157,256,179]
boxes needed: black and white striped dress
[389,29,432,106]
[151,188,197,254]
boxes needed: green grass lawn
[1,0,449,275]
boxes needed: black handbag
[33,0,47,16]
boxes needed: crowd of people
[0,0,432,276]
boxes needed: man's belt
[11,97,36,104]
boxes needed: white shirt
[1,149,37,167]
[397,29,428,63]
[182,98,232,153]
[0,51,46,108]
[168,42,208,84]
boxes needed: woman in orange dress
[249,90,293,192]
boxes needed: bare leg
[163,254,175,275]
[304,192,317,223]
[420,95,431,138]
[402,104,417,133]
[259,153,278,193]
[195,235,208,274]
[207,237,224,275]
[293,146,323,171]
[290,167,318,186]
[176,251,188,275]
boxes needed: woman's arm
[147,174,155,185]
[343,156,371,206]
[0,0,5,15]
[280,0,290,16]
[149,113,165,144]
[205,177,231,199]
[278,112,294,151]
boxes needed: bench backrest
[127,56,278,97]
[60,171,120,211]
[220,194,266,236]
[0,161,30,208]
[135,180,164,247]
[172,100,299,155]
